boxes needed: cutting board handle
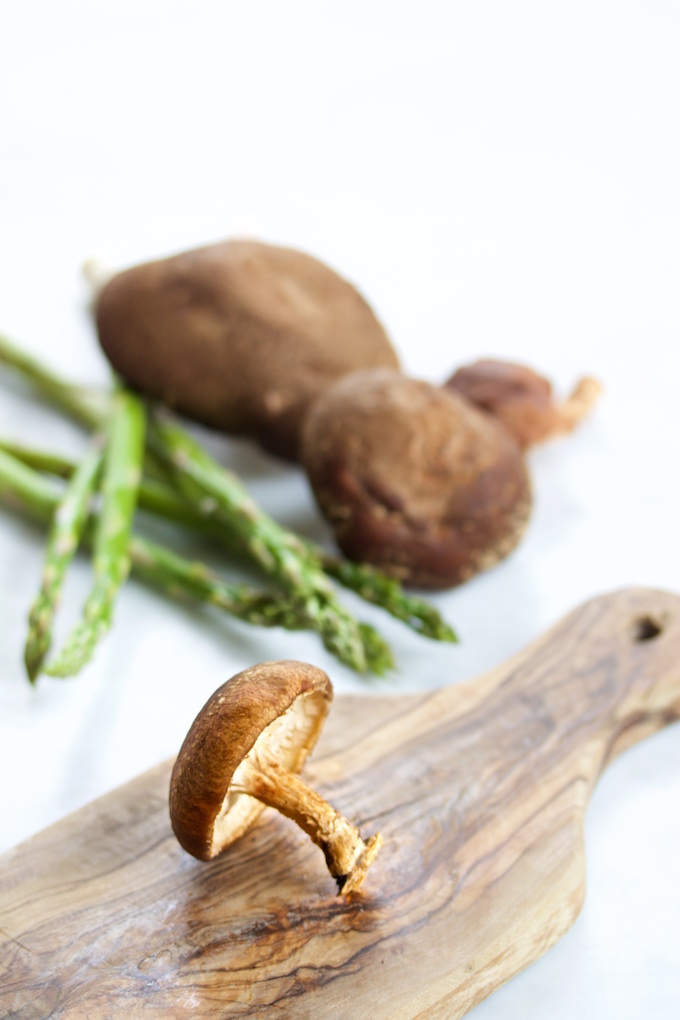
[458,587,680,788]
[371,588,680,817]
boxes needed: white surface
[1,2,679,1016]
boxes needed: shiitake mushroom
[301,369,532,590]
[445,358,602,450]
[95,239,399,461]
[170,660,381,895]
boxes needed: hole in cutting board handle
[631,614,664,642]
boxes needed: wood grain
[1,588,679,1019]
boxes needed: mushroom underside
[211,688,328,855]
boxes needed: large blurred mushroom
[94,239,399,461]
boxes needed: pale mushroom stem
[553,376,602,436]
[82,257,115,301]
[239,756,381,894]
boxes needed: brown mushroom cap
[95,239,399,461]
[301,369,532,589]
[169,660,332,861]
[445,358,602,449]
[444,358,555,448]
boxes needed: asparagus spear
[45,388,147,677]
[0,333,106,428]
[0,335,168,483]
[128,536,307,631]
[0,441,77,479]
[1,438,457,643]
[0,449,313,645]
[321,558,456,642]
[24,436,105,682]
[147,413,395,673]
[0,447,60,523]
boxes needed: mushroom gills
[211,689,327,853]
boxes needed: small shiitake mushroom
[169,660,381,895]
[95,239,399,461]
[301,369,532,589]
[445,358,602,450]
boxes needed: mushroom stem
[82,257,115,301]
[238,755,381,894]
[553,376,603,436]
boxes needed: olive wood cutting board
[1,587,679,1019]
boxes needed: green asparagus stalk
[24,436,105,682]
[128,536,307,631]
[1,437,457,643]
[0,447,59,523]
[46,388,147,677]
[0,333,106,428]
[0,449,314,644]
[147,413,394,673]
[320,558,456,641]
[0,440,77,479]
[134,491,455,643]
[0,335,171,483]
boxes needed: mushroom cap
[446,358,602,449]
[169,661,332,861]
[301,368,532,589]
[95,239,399,461]
[445,358,555,449]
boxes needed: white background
[1,2,679,1016]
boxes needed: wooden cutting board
[1,587,679,1019]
